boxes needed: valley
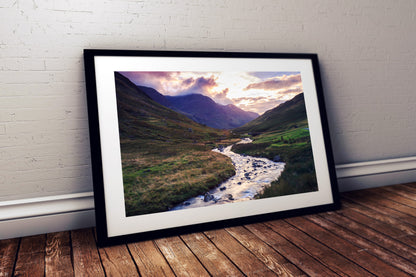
[232,93,318,198]
[115,72,317,217]
[172,138,285,210]
[115,72,240,216]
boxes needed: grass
[232,124,318,198]
[121,139,236,216]
[115,72,242,216]
[117,102,241,216]
[116,74,316,215]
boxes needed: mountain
[137,85,171,107]
[166,94,258,129]
[114,72,224,141]
[233,93,307,134]
[136,85,258,129]
[115,74,238,217]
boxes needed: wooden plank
[181,232,243,277]
[338,208,415,246]
[14,234,46,277]
[321,211,416,263]
[344,190,416,218]
[45,232,74,277]
[266,220,373,276]
[396,183,416,194]
[370,188,416,209]
[245,223,338,276]
[0,238,19,277]
[406,182,416,188]
[286,216,411,277]
[382,184,416,199]
[71,228,105,277]
[98,244,139,276]
[3,184,415,277]
[342,193,416,226]
[204,229,276,276]
[307,214,416,276]
[128,240,175,277]
[155,236,210,276]
[342,199,416,236]
[225,226,305,276]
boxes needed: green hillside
[115,73,237,216]
[234,93,307,134]
[116,72,222,142]
[232,93,318,197]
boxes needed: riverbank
[122,138,236,216]
[231,129,318,198]
[172,139,285,210]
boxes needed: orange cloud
[232,96,286,115]
[244,74,302,91]
[181,75,218,95]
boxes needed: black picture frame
[84,49,340,246]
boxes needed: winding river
[172,138,285,210]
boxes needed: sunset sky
[119,71,303,115]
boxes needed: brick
[0,0,17,8]
[0,0,416,203]
[0,124,5,135]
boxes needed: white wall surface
[1,0,415,204]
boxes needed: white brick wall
[1,0,416,201]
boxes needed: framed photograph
[84,49,340,246]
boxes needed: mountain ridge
[114,72,222,141]
[233,93,306,134]
[135,85,259,129]
[114,72,237,216]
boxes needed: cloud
[280,87,303,94]
[119,71,177,85]
[244,74,302,91]
[232,96,285,115]
[212,88,233,105]
[118,71,303,115]
[119,72,221,98]
[181,75,218,95]
[181,77,195,87]
[216,88,229,99]
[248,72,300,79]
[118,71,180,93]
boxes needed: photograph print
[115,70,318,217]
[84,50,340,244]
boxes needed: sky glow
[119,71,303,115]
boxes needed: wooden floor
[1,183,416,276]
